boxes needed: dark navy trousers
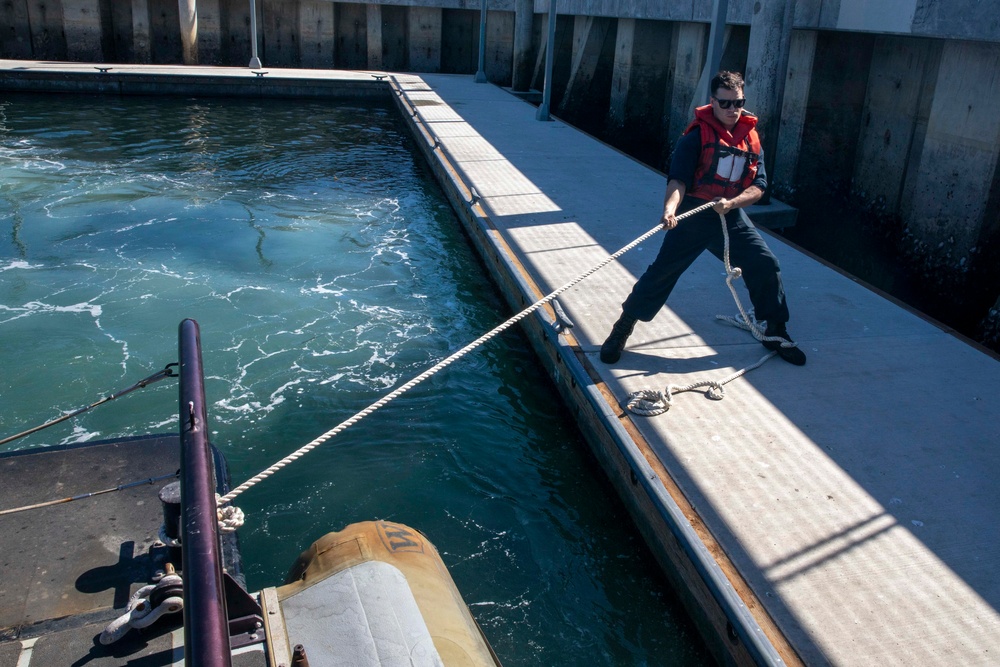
[621,197,789,325]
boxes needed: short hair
[711,71,745,95]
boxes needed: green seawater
[0,94,711,665]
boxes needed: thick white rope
[218,201,719,504]
[216,495,245,532]
[625,351,776,416]
[156,494,245,547]
[626,210,796,416]
[715,210,791,346]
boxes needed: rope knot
[705,383,726,400]
[216,495,245,533]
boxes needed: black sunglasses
[713,96,746,109]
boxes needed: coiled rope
[216,495,245,532]
[625,209,797,416]
[154,492,246,545]
[218,201,720,504]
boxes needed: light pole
[248,0,262,68]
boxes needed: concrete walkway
[391,73,1000,666]
[2,62,998,666]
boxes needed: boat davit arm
[178,319,266,665]
[179,318,232,667]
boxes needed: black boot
[600,314,637,364]
[762,322,806,366]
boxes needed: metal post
[535,0,557,121]
[475,0,488,82]
[248,0,262,68]
[178,319,232,667]
[178,0,198,65]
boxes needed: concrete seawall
[2,0,998,347]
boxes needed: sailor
[600,70,806,366]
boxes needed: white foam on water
[22,158,66,171]
[267,379,301,406]
[93,318,130,372]
[214,396,261,415]
[307,275,347,297]
[223,285,270,300]
[140,264,186,280]
[275,318,325,337]
[0,260,43,271]
[58,423,101,445]
[147,417,176,431]
[0,300,103,321]
[110,219,157,233]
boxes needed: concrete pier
[302,1,336,68]
[392,70,1000,667]
[511,0,532,91]
[608,17,634,130]
[772,29,815,192]
[906,40,1000,259]
[408,7,441,72]
[744,0,793,172]
[665,21,709,151]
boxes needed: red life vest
[684,105,763,201]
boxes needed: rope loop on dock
[219,201,718,504]
[626,352,776,416]
[626,210,789,416]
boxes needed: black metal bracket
[224,571,262,619]
[224,571,265,648]
[229,614,266,649]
